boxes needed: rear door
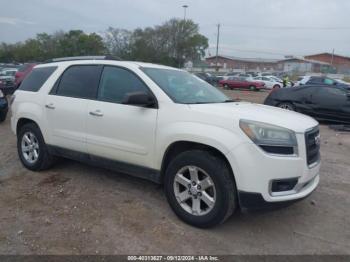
[286,86,316,115]
[45,65,102,152]
[86,65,158,168]
[311,86,349,121]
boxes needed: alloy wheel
[279,103,294,111]
[173,165,216,216]
[21,131,40,164]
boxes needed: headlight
[239,119,298,155]
[0,90,4,98]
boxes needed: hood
[189,102,318,133]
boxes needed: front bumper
[238,175,319,211]
[226,132,320,207]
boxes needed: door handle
[45,103,55,109]
[89,110,104,117]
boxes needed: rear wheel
[223,84,230,90]
[17,123,56,171]
[164,150,237,228]
[249,85,257,91]
[273,84,281,89]
[278,102,295,111]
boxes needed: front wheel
[164,150,237,228]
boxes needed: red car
[219,76,265,91]
[14,63,37,88]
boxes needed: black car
[0,90,8,122]
[304,76,349,88]
[194,72,219,85]
[264,85,350,124]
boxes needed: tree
[0,30,106,62]
[0,19,208,66]
[104,27,132,59]
[58,30,106,57]
[128,19,208,67]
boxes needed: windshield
[142,68,231,104]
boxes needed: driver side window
[98,66,150,104]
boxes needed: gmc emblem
[315,134,321,146]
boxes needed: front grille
[305,126,320,166]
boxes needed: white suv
[11,57,321,228]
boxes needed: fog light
[271,178,298,192]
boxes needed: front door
[86,66,158,168]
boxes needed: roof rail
[44,55,121,63]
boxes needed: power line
[221,24,350,30]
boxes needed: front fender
[155,122,244,170]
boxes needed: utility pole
[179,5,188,68]
[330,48,335,73]
[330,48,335,66]
[215,23,221,71]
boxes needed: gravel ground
[0,89,349,255]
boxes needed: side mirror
[122,92,156,107]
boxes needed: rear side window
[19,66,57,92]
[56,65,101,99]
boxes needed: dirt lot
[0,89,349,255]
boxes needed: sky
[1,0,350,59]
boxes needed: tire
[164,150,237,228]
[278,102,295,111]
[249,85,257,91]
[17,123,56,171]
[223,84,229,90]
[273,84,281,89]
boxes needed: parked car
[11,57,320,228]
[263,75,283,83]
[296,76,349,87]
[253,76,282,89]
[14,63,37,88]
[219,76,265,91]
[0,90,8,122]
[335,79,350,85]
[0,68,18,95]
[194,72,218,85]
[307,76,350,87]
[264,85,350,124]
